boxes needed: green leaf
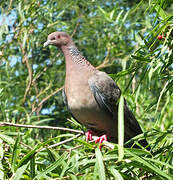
[110,166,123,180]
[155,81,169,115]
[11,134,20,173]
[154,4,168,20]
[116,10,124,24]
[34,152,68,179]
[93,159,99,179]
[0,139,4,159]
[17,134,74,168]
[110,10,115,20]
[30,154,35,179]
[95,148,106,180]
[143,157,173,171]
[0,139,4,180]
[60,157,71,178]
[131,55,151,62]
[69,174,78,180]
[118,95,124,161]
[13,163,29,180]
[0,134,15,144]
[125,149,172,180]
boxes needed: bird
[44,31,149,149]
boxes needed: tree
[0,0,172,179]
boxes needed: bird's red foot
[95,135,108,149]
[85,130,93,141]
[85,131,108,149]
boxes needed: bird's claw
[95,135,107,149]
[85,130,93,141]
[85,131,108,149]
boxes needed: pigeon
[44,32,149,148]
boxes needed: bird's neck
[61,45,95,71]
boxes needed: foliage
[0,0,173,179]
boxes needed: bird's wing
[88,71,121,116]
[88,71,145,142]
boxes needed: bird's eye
[57,35,61,38]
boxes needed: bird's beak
[43,39,52,47]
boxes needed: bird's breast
[65,70,117,137]
[65,72,100,127]
[65,78,97,111]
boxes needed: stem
[0,122,84,134]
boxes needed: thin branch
[97,63,114,70]
[35,84,52,99]
[32,53,61,84]
[39,134,82,152]
[20,142,32,150]
[31,86,64,114]
[19,43,33,103]
[0,122,84,134]
[23,55,33,103]
[96,47,110,69]
[7,0,13,12]
[71,21,80,37]
[68,144,83,151]
[32,82,42,120]
[0,122,114,149]
[40,135,115,151]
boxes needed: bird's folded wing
[88,71,121,116]
[88,71,145,141]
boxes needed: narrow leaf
[95,148,106,180]
[125,149,172,180]
[110,166,123,180]
[118,95,124,161]
[116,10,124,23]
[13,163,29,180]
[11,134,20,173]
[155,81,169,115]
[0,134,15,144]
[30,154,35,179]
[131,55,151,62]
[34,152,68,179]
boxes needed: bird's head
[44,32,73,48]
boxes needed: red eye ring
[57,35,61,38]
